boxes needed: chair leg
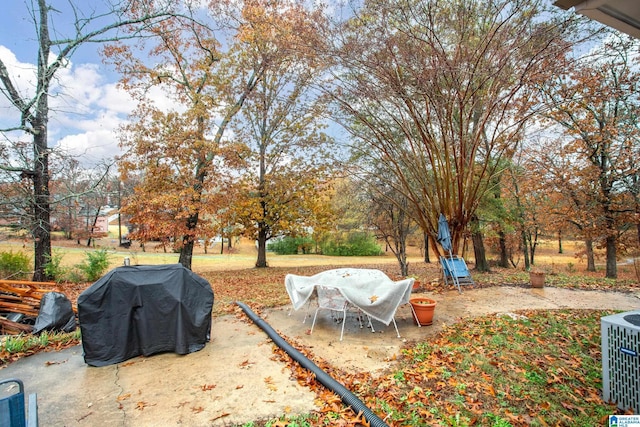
[302,299,314,323]
[311,307,349,341]
[409,304,421,328]
[310,308,321,334]
[367,315,375,333]
[289,299,315,323]
[392,318,401,338]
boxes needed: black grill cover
[78,264,214,367]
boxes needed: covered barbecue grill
[78,264,214,367]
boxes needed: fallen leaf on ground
[135,401,149,410]
[210,413,230,422]
[239,359,255,369]
[264,376,278,391]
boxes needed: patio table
[285,268,414,326]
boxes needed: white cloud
[99,83,137,114]
[57,128,121,166]
[0,45,139,166]
[0,45,37,124]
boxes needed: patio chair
[310,286,367,341]
[287,292,315,323]
[0,378,38,427]
[368,278,421,337]
[440,255,474,293]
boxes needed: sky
[0,1,143,167]
[0,0,346,169]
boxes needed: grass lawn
[360,309,619,426]
[1,237,639,426]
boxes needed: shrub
[44,250,67,282]
[0,250,31,280]
[320,232,382,256]
[77,249,111,282]
[268,236,315,255]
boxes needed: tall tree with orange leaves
[536,34,640,279]
[110,0,325,269]
[229,1,335,268]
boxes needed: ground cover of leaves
[2,260,639,426]
[197,262,638,426]
[259,308,632,427]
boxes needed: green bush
[0,250,31,280]
[320,232,382,256]
[44,250,67,282]
[268,236,315,255]
[77,249,111,282]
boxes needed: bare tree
[0,0,183,280]
[365,178,418,276]
[329,0,578,256]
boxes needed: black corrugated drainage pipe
[236,301,389,427]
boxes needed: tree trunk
[390,235,409,276]
[178,212,199,270]
[394,239,409,276]
[605,234,617,279]
[399,259,408,276]
[87,206,101,247]
[498,230,509,268]
[472,229,489,272]
[423,232,430,263]
[179,239,195,270]
[585,238,596,272]
[529,228,539,265]
[255,225,268,268]
[522,229,530,271]
[470,215,489,272]
[557,229,563,254]
[31,119,52,281]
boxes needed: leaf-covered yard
[2,259,639,426]
[194,262,639,427]
[256,308,628,427]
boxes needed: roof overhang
[553,0,640,39]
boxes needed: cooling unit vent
[601,310,640,414]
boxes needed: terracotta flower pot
[412,280,421,292]
[530,271,545,288]
[409,297,437,326]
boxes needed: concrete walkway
[2,286,639,426]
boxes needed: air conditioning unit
[601,310,640,413]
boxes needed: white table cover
[285,268,414,325]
